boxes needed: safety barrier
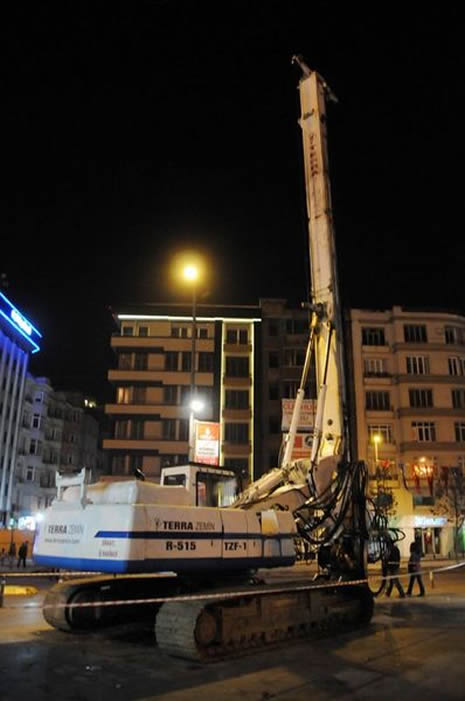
[0,561,464,610]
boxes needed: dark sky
[1,2,464,402]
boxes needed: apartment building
[104,303,260,482]
[257,299,315,473]
[349,305,465,557]
[14,379,100,528]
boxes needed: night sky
[1,2,464,402]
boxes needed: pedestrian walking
[385,539,405,598]
[407,540,425,597]
[8,541,16,568]
[17,541,28,568]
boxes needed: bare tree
[432,467,465,559]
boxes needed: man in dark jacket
[407,540,425,596]
[385,539,405,598]
[17,541,28,568]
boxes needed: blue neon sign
[0,292,42,353]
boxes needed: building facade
[0,293,42,526]
[14,380,101,528]
[104,303,261,482]
[349,305,465,557]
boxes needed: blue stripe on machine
[33,554,296,574]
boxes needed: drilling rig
[34,59,374,660]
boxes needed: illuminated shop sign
[0,291,42,353]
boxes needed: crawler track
[155,584,373,661]
[43,575,176,632]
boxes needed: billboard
[194,421,220,465]
[281,398,317,432]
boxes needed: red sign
[289,433,313,460]
[194,421,219,465]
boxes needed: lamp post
[372,433,381,470]
[183,263,199,461]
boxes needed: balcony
[223,343,252,354]
[103,438,188,453]
[222,441,251,456]
[222,375,252,387]
[105,404,184,419]
[222,408,252,420]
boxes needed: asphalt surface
[1,561,465,701]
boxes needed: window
[122,326,134,336]
[133,387,146,404]
[269,417,280,433]
[34,391,44,403]
[284,349,306,367]
[112,455,127,475]
[364,358,386,376]
[115,420,130,439]
[448,356,465,376]
[404,325,427,343]
[445,326,465,345]
[268,352,279,369]
[118,353,132,369]
[139,326,148,337]
[224,457,249,476]
[182,352,192,372]
[29,439,42,455]
[165,352,178,371]
[452,389,465,409]
[269,384,279,401]
[455,423,465,441]
[164,386,178,404]
[224,423,249,443]
[268,322,279,337]
[362,327,386,346]
[412,422,436,441]
[225,390,249,409]
[282,381,299,399]
[225,357,249,377]
[286,319,308,335]
[132,420,145,440]
[198,386,213,406]
[406,356,429,375]
[368,424,393,444]
[134,353,148,370]
[172,326,191,338]
[409,389,433,408]
[365,391,390,411]
[180,385,191,404]
[162,419,177,440]
[178,419,189,441]
[226,328,248,344]
[26,466,34,482]
[117,387,131,404]
[198,327,208,339]
[198,352,214,372]
[32,413,41,429]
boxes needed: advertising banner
[281,398,317,432]
[289,432,313,460]
[194,421,220,465]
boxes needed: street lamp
[372,433,382,469]
[182,263,199,461]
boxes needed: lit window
[412,422,436,442]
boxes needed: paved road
[1,562,465,700]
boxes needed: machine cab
[160,463,237,507]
